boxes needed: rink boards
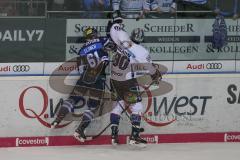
[0,63,240,147]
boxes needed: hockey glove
[151,69,162,84]
[104,39,117,52]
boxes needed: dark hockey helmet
[131,28,144,44]
[112,10,123,23]
[83,27,98,40]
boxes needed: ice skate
[73,129,86,143]
[129,127,147,148]
[50,118,61,129]
[111,125,119,145]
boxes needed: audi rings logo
[13,65,30,72]
[206,63,222,69]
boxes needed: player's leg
[73,97,101,142]
[109,79,128,145]
[51,79,87,128]
[129,102,147,146]
[50,99,72,128]
[110,100,124,145]
[51,96,86,128]
[109,79,144,145]
[74,77,105,142]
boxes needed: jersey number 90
[112,53,129,70]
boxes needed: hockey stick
[52,98,63,116]
[85,80,156,140]
[85,100,135,140]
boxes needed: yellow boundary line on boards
[0,74,240,81]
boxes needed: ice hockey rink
[1,143,240,160]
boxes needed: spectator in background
[176,0,208,10]
[0,0,17,16]
[82,0,111,18]
[143,0,176,18]
[158,0,176,13]
[143,0,161,18]
[112,0,144,19]
[214,0,240,20]
[25,0,46,16]
[175,0,212,17]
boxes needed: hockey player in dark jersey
[107,11,161,147]
[51,27,110,142]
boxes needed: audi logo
[13,65,30,72]
[206,63,222,69]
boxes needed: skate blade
[85,137,93,141]
[73,133,85,143]
[111,139,119,146]
[129,140,147,148]
[50,122,58,129]
[50,125,55,129]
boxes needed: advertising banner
[0,63,44,76]
[0,60,237,76]
[0,74,240,147]
[0,19,45,62]
[173,60,236,73]
[66,19,240,61]
[44,62,79,75]
[0,19,66,62]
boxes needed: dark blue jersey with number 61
[78,37,109,83]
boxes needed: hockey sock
[110,113,120,126]
[77,110,94,131]
[130,114,141,126]
[56,106,69,121]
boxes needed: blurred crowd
[0,0,239,18]
[0,0,46,16]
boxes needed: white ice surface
[1,143,240,160]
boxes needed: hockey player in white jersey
[107,11,161,147]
